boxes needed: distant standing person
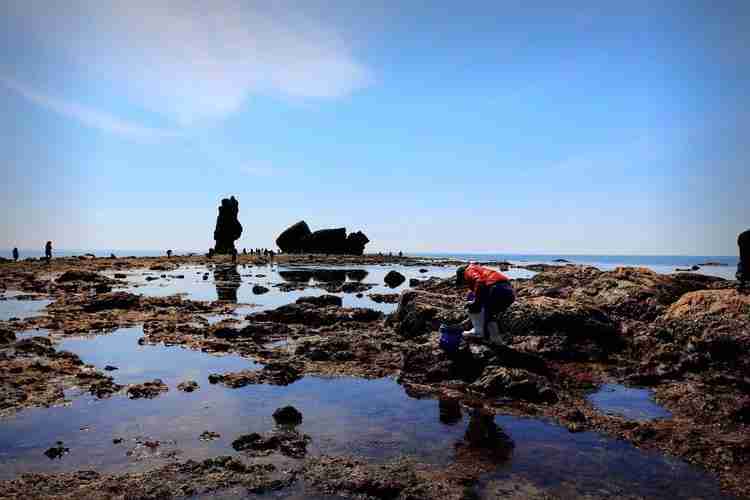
[738,229,750,287]
[45,241,52,262]
[231,247,238,264]
[12,247,19,261]
[166,249,173,258]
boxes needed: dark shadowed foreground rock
[296,295,342,307]
[0,456,283,499]
[232,430,310,458]
[273,405,303,426]
[384,270,406,288]
[275,220,370,255]
[209,361,303,387]
[127,379,168,399]
[213,196,242,254]
[304,455,468,500]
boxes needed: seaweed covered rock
[499,297,621,360]
[470,367,557,403]
[392,290,464,339]
[213,196,243,254]
[516,266,724,321]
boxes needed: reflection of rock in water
[278,268,368,283]
[439,398,462,425]
[215,265,241,303]
[346,270,368,282]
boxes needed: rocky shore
[0,254,748,498]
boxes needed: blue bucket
[439,324,463,353]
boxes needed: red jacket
[463,264,509,295]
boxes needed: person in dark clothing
[12,248,19,261]
[456,263,515,339]
[44,241,52,262]
[738,229,750,287]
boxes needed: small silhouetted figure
[738,229,750,287]
[45,241,52,262]
[110,253,116,259]
[231,248,238,264]
[12,248,19,261]
[398,251,403,258]
[243,248,247,255]
[207,248,215,259]
[166,249,173,259]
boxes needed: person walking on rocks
[44,241,52,262]
[456,263,515,341]
[738,229,750,288]
[12,247,19,261]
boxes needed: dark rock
[252,285,269,295]
[199,431,221,441]
[114,273,127,279]
[296,295,342,307]
[232,430,310,458]
[275,220,370,255]
[213,196,243,254]
[409,278,420,287]
[94,284,112,294]
[0,328,15,344]
[345,231,370,255]
[127,379,168,399]
[177,380,199,392]
[104,365,118,371]
[44,442,69,460]
[210,361,303,387]
[56,270,105,283]
[276,221,312,253]
[384,270,406,288]
[84,292,140,312]
[273,405,303,426]
[145,276,159,282]
[470,367,557,403]
[303,228,348,254]
[368,293,400,304]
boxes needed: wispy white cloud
[1,77,177,140]
[5,0,373,125]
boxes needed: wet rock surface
[0,456,285,499]
[0,255,748,498]
[126,379,168,399]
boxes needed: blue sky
[1,1,748,254]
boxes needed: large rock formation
[213,196,243,254]
[275,221,370,255]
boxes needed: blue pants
[483,282,515,318]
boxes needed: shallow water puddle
[588,383,672,421]
[108,263,527,314]
[0,294,51,321]
[0,329,729,498]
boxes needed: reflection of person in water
[454,408,514,470]
[439,398,462,425]
[214,264,241,302]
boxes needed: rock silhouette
[213,196,242,254]
[275,220,370,255]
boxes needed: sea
[0,249,739,280]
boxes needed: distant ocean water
[416,253,739,280]
[0,249,739,280]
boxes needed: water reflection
[214,265,241,303]
[278,268,369,284]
